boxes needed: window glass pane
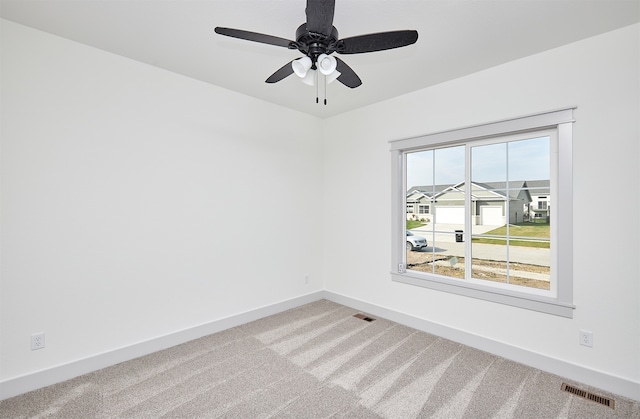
[471,240,508,284]
[434,146,465,185]
[469,136,552,291]
[431,235,465,279]
[405,233,464,279]
[407,145,465,280]
[508,136,550,181]
[406,150,433,191]
[510,137,551,290]
[471,142,506,183]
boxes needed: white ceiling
[2,0,639,118]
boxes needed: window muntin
[390,108,574,317]
[405,133,552,293]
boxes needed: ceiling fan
[214,0,418,97]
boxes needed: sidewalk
[432,260,550,282]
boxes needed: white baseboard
[0,291,325,401]
[2,290,638,403]
[323,291,640,402]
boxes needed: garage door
[435,207,465,224]
[481,206,503,226]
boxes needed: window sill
[391,271,575,318]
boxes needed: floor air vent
[353,313,376,322]
[561,383,615,409]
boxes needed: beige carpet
[1,299,638,418]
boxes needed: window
[418,205,430,214]
[406,204,414,213]
[390,109,575,317]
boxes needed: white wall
[2,17,639,401]
[1,20,323,382]
[323,23,639,394]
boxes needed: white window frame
[390,108,575,317]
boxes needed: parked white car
[406,231,428,251]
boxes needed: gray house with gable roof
[525,180,551,222]
[407,180,548,225]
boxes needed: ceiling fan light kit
[291,54,338,88]
[292,56,313,78]
[214,0,418,104]
[317,54,337,75]
[300,69,317,86]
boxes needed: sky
[406,136,550,189]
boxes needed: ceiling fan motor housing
[294,23,339,64]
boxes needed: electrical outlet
[579,330,593,347]
[31,333,45,350]
[304,274,309,284]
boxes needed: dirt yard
[405,251,551,290]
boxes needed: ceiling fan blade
[215,27,293,48]
[335,57,362,88]
[337,30,418,54]
[305,0,335,35]
[265,61,295,83]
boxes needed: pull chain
[324,74,327,105]
[315,70,319,104]
[312,71,328,105]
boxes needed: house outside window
[418,205,430,214]
[390,108,575,317]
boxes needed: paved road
[410,224,550,266]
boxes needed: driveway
[410,223,496,242]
